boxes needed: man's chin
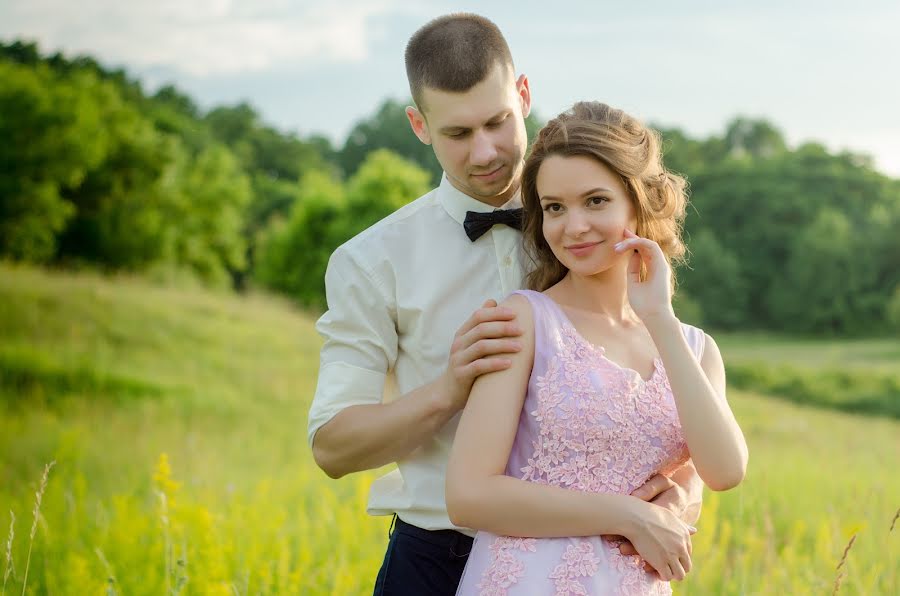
[469,172,515,199]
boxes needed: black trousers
[373,515,474,596]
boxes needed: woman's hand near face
[614,229,675,324]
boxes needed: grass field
[0,262,897,594]
[716,333,900,373]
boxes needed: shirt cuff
[307,361,387,449]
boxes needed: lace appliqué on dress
[477,323,687,595]
[476,538,537,596]
[521,325,687,495]
[548,541,602,595]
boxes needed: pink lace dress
[456,290,706,596]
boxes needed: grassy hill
[0,263,897,594]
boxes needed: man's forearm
[668,460,704,525]
[311,375,459,478]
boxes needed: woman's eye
[589,196,609,206]
[543,203,562,212]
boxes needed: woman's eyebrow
[539,187,613,202]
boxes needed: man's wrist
[670,462,704,524]
[653,491,686,520]
[432,371,465,418]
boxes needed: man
[308,13,704,595]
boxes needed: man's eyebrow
[438,111,509,135]
[539,187,614,201]
[438,125,469,135]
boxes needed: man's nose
[469,129,498,167]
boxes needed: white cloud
[0,0,400,76]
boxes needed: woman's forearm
[646,314,748,491]
[447,473,642,538]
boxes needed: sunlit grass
[716,332,900,373]
[0,262,897,594]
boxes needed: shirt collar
[437,174,522,226]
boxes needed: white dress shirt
[308,175,526,535]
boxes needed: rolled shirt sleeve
[307,245,399,448]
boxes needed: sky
[3,0,899,176]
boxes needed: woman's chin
[565,261,621,279]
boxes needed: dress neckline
[532,290,664,384]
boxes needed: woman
[446,102,748,595]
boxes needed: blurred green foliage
[726,362,900,419]
[2,41,899,332]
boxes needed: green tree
[0,62,105,261]
[55,79,184,270]
[341,149,431,236]
[886,285,900,332]
[339,99,442,184]
[765,208,882,334]
[172,145,252,284]
[684,141,898,330]
[205,103,326,181]
[204,103,258,160]
[254,170,346,308]
[255,150,430,308]
[722,118,787,160]
[204,102,333,282]
[678,230,747,329]
[656,126,726,179]
[524,110,543,148]
[148,84,211,154]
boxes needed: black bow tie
[463,208,524,241]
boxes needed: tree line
[2,41,898,334]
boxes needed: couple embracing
[309,13,747,596]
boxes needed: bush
[726,362,900,418]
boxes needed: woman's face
[537,154,636,277]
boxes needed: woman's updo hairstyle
[521,101,689,291]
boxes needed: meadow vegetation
[1,263,897,594]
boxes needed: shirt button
[503,255,512,267]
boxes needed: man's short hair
[405,13,514,112]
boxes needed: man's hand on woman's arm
[313,299,522,478]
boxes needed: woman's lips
[565,241,601,257]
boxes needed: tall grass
[2,511,14,595]
[20,461,54,595]
[0,263,897,594]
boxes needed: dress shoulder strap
[679,322,707,361]
[511,290,706,361]
[508,289,569,350]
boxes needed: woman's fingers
[616,236,665,284]
[614,236,661,258]
[628,249,643,281]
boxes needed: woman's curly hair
[521,101,689,292]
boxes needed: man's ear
[515,74,532,119]
[406,106,432,145]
